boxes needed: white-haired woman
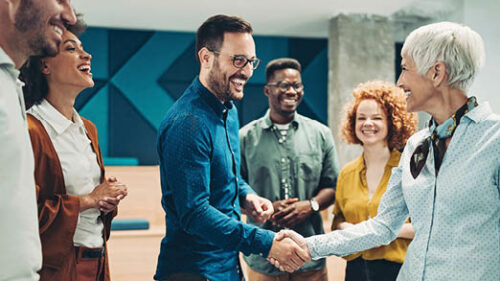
[272,22,500,281]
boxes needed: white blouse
[28,99,104,248]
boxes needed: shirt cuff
[253,229,275,257]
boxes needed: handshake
[266,230,312,272]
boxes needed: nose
[61,2,77,26]
[285,86,298,95]
[240,62,253,78]
[396,74,403,88]
[363,119,374,126]
[81,50,92,61]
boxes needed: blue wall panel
[77,27,328,165]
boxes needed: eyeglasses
[210,50,261,70]
[267,81,304,92]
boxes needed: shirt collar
[33,99,84,136]
[463,102,492,123]
[357,149,400,172]
[0,47,20,78]
[193,76,234,118]
[260,109,300,130]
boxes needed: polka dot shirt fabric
[306,103,500,281]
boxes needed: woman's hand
[80,177,128,211]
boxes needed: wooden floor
[105,166,346,281]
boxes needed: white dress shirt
[0,47,42,281]
[28,99,104,248]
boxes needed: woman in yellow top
[333,80,418,281]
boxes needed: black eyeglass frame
[209,49,261,70]
[266,81,305,92]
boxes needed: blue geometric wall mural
[76,27,328,165]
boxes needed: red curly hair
[341,80,418,150]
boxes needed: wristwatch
[310,199,319,212]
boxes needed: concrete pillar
[328,14,395,166]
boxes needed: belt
[80,248,105,259]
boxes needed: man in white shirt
[0,1,76,280]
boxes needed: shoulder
[26,114,50,150]
[297,114,332,136]
[239,117,265,139]
[27,114,46,138]
[339,156,363,176]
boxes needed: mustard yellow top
[332,149,410,263]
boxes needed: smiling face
[265,68,303,122]
[206,32,255,102]
[397,53,436,113]
[355,99,389,147]
[42,30,94,93]
[14,0,76,57]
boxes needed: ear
[41,60,50,75]
[264,85,271,97]
[3,0,18,22]
[198,47,212,69]
[431,61,447,87]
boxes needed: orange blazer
[27,114,116,281]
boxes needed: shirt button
[222,109,227,113]
[281,158,286,163]
[235,177,239,182]
[278,139,284,144]
[281,179,286,183]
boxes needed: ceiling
[72,0,421,38]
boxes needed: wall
[464,0,500,112]
[77,28,328,165]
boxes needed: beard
[207,58,247,102]
[14,0,59,57]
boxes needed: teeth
[52,25,63,36]
[78,65,90,72]
[232,78,245,85]
[283,98,296,103]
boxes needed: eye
[66,46,76,52]
[233,56,247,67]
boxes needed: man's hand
[271,200,313,228]
[267,230,311,272]
[272,198,298,214]
[242,193,274,223]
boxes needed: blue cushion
[111,219,150,231]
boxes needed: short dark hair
[195,14,253,63]
[20,14,87,109]
[265,58,302,83]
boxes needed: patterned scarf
[410,96,478,179]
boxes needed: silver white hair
[402,21,485,92]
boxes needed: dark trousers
[345,257,402,281]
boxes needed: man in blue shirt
[154,15,310,281]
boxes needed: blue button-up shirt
[306,103,500,281]
[154,77,275,281]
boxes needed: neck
[45,86,80,121]
[0,32,30,69]
[270,109,294,124]
[199,71,225,104]
[363,142,391,167]
[426,87,468,125]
